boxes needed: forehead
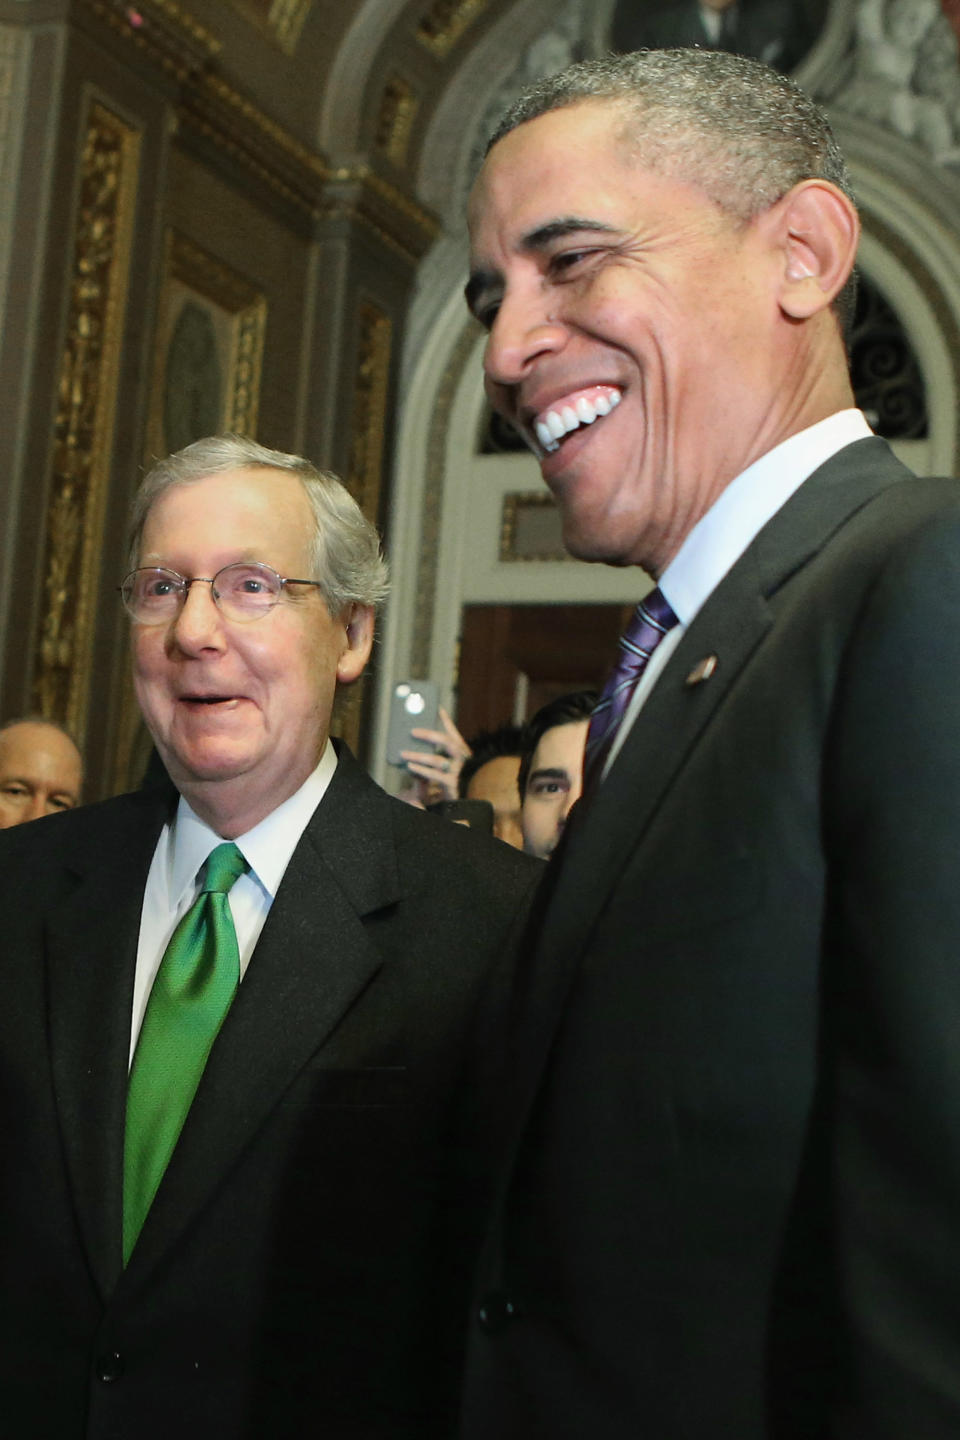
[140,467,312,561]
[469,102,636,237]
[468,753,521,801]
[0,725,80,782]
[532,718,589,771]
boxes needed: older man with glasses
[0,434,538,1440]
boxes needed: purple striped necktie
[583,587,679,787]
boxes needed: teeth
[531,388,621,456]
[534,419,559,452]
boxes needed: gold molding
[33,101,141,739]
[500,491,572,563]
[227,0,313,55]
[78,0,219,82]
[332,300,392,756]
[78,0,439,263]
[416,0,489,58]
[347,300,393,525]
[146,230,267,460]
[375,74,420,167]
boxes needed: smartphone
[386,680,439,766]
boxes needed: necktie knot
[201,842,247,895]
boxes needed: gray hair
[128,435,389,615]
[488,49,854,215]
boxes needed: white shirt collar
[165,739,337,910]
[660,410,873,626]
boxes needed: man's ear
[772,180,860,320]
[336,603,375,684]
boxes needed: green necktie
[123,841,249,1264]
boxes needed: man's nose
[484,295,566,389]
[169,579,226,652]
[27,794,49,821]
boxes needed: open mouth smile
[181,695,241,708]
[527,385,622,455]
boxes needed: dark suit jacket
[461,439,960,1439]
[613,0,816,73]
[0,744,539,1439]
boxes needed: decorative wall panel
[375,73,419,166]
[33,99,141,739]
[146,230,267,459]
[417,0,489,59]
[334,298,393,754]
[347,299,392,523]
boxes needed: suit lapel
[46,791,171,1300]
[503,438,912,1172]
[123,748,402,1285]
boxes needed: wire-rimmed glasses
[119,561,324,625]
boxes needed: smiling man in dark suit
[461,48,960,1438]
[0,434,538,1439]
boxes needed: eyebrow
[465,216,620,318]
[528,766,572,786]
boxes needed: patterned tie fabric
[123,841,249,1264]
[583,587,679,788]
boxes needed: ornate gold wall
[0,0,439,796]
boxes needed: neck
[173,755,323,839]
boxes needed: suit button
[96,1352,125,1382]
[477,1290,518,1334]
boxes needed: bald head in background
[0,719,83,827]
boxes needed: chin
[164,744,256,787]
[562,525,638,568]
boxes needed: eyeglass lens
[123,563,284,622]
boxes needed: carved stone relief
[835,0,960,166]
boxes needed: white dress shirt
[605,410,874,771]
[130,740,338,1065]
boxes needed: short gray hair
[488,49,853,215]
[128,435,389,615]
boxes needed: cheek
[133,632,166,684]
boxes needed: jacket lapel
[45,790,171,1300]
[122,748,402,1285]
[503,438,912,1172]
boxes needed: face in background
[467,101,784,576]
[521,718,589,859]
[132,466,373,836]
[0,722,83,827]
[465,754,524,849]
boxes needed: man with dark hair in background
[517,691,595,860]
[461,47,960,1438]
[0,435,538,1439]
[458,723,530,848]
